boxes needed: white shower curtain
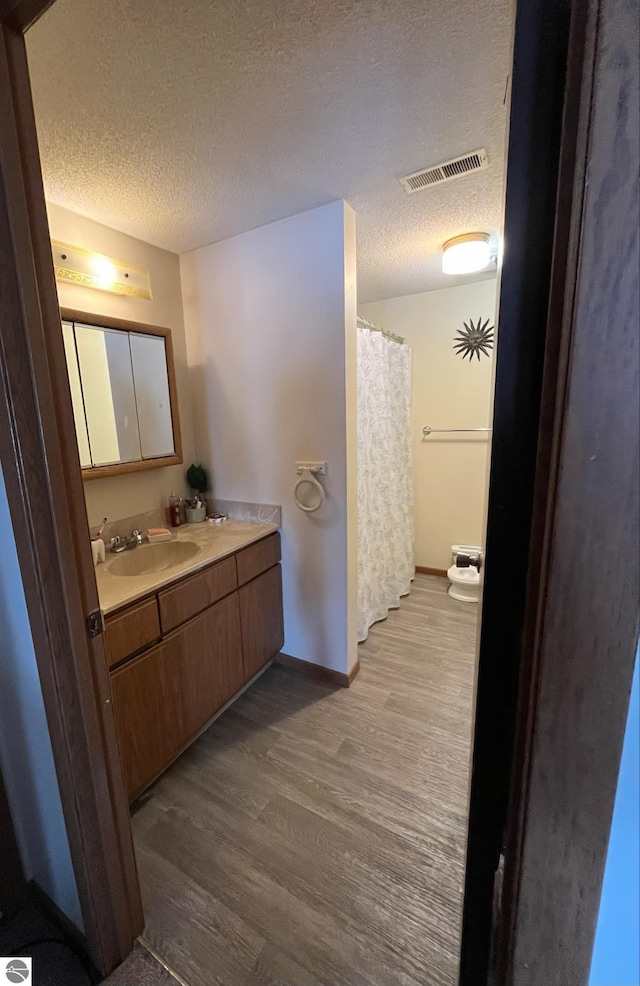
[357,325,414,641]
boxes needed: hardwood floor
[131,575,479,986]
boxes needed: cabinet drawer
[158,555,237,633]
[104,597,161,669]
[236,532,281,587]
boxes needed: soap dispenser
[168,491,182,528]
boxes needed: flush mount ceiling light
[51,241,152,299]
[442,232,493,276]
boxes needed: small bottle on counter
[168,491,182,528]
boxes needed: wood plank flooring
[131,575,479,986]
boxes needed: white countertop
[95,520,279,615]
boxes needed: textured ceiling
[27,0,513,302]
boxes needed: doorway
[23,2,516,981]
[0,1,637,984]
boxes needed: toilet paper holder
[455,551,483,571]
[294,461,326,513]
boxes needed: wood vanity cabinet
[105,532,284,801]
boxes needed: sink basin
[108,540,201,577]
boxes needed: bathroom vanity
[57,306,285,802]
[96,523,283,801]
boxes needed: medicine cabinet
[61,309,182,479]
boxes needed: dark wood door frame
[500,0,639,981]
[0,1,143,975]
[460,0,575,979]
[462,0,639,982]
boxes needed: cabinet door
[239,565,285,680]
[167,592,245,740]
[110,641,181,800]
[110,593,245,801]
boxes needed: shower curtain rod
[357,315,407,345]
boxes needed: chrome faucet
[109,530,145,553]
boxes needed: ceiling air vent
[400,148,488,194]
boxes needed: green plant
[186,463,208,496]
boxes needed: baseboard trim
[276,652,360,688]
[416,565,448,578]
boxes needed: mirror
[61,309,182,479]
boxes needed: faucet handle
[131,530,144,544]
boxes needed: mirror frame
[61,307,183,480]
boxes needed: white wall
[181,201,358,675]
[360,279,498,571]
[0,465,81,926]
[47,203,195,528]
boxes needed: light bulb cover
[442,232,492,275]
[51,241,152,299]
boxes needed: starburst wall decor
[453,316,495,362]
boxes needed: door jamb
[0,2,143,975]
[500,0,639,979]
[462,0,639,981]
[460,0,574,979]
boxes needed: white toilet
[447,544,482,603]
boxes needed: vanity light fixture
[51,241,152,299]
[442,232,493,276]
